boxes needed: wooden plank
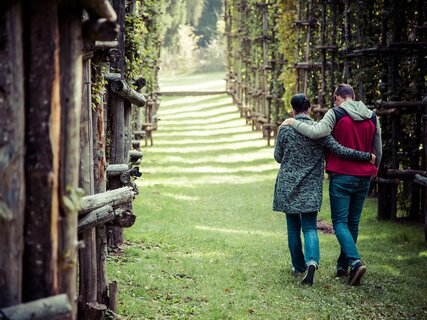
[80,0,117,21]
[79,57,97,316]
[23,0,61,302]
[78,205,114,233]
[58,2,83,316]
[0,2,25,308]
[110,80,146,107]
[0,294,72,320]
[82,19,119,41]
[80,187,134,215]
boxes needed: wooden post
[23,0,61,302]
[0,2,25,308]
[58,2,83,318]
[92,58,108,306]
[107,0,127,247]
[79,57,98,317]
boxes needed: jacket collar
[295,114,311,121]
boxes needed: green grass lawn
[108,74,427,319]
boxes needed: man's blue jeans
[329,174,371,271]
[286,212,319,273]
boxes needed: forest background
[159,0,226,75]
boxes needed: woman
[273,94,375,286]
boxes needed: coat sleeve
[290,109,336,139]
[318,135,372,162]
[372,117,383,167]
[274,127,286,163]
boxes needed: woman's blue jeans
[329,174,371,271]
[286,212,319,273]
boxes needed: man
[282,84,382,286]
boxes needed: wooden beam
[23,0,61,302]
[82,19,119,41]
[58,1,83,316]
[158,91,227,96]
[94,40,118,48]
[78,205,114,233]
[387,169,427,178]
[0,294,72,320]
[414,174,427,187]
[80,0,117,21]
[110,80,146,107]
[0,1,25,308]
[106,164,129,176]
[79,187,134,215]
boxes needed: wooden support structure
[0,294,72,320]
[80,187,135,216]
[58,2,83,316]
[82,19,119,41]
[0,2,25,308]
[110,80,146,107]
[22,0,61,303]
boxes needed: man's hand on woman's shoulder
[280,118,295,127]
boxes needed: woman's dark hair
[291,94,311,113]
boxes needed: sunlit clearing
[147,164,276,174]
[156,126,251,138]
[160,95,223,107]
[161,105,235,121]
[174,251,227,258]
[160,193,199,201]
[160,112,239,126]
[149,139,269,153]
[160,79,226,92]
[160,97,231,114]
[155,132,261,145]
[137,173,275,187]
[195,225,282,238]
[144,150,274,165]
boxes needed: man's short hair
[334,83,355,99]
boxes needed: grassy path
[109,73,427,319]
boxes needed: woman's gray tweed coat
[273,114,371,214]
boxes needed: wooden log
[109,209,136,228]
[128,150,143,162]
[23,0,61,303]
[58,2,83,316]
[96,224,108,305]
[84,302,107,320]
[104,73,121,81]
[106,164,129,177]
[80,0,117,21]
[387,169,427,178]
[79,56,97,317]
[414,174,427,187]
[0,2,25,308]
[110,80,146,107]
[0,294,72,320]
[108,282,118,313]
[80,187,134,215]
[78,205,114,233]
[82,19,119,41]
[375,100,427,109]
[94,40,118,49]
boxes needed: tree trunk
[0,2,25,308]
[57,2,83,318]
[23,0,61,302]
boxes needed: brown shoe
[348,261,366,286]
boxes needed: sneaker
[348,261,366,286]
[301,264,316,286]
[292,270,304,277]
[336,268,348,278]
